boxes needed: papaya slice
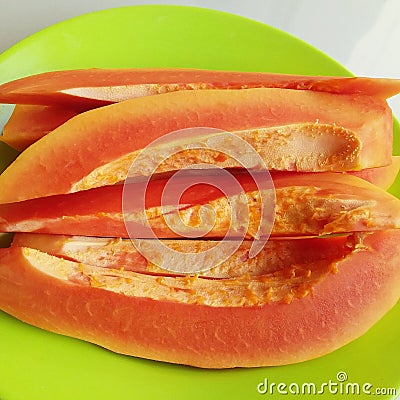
[0,88,392,203]
[11,233,353,278]
[1,171,399,238]
[1,229,399,367]
[0,105,79,151]
[0,68,400,107]
[1,103,397,189]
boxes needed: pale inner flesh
[71,123,361,192]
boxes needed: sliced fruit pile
[0,68,400,368]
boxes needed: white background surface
[0,0,399,115]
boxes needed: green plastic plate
[0,5,399,400]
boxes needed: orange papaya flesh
[1,171,399,238]
[0,68,400,107]
[1,229,399,367]
[0,105,79,151]
[11,233,352,278]
[0,88,392,203]
[348,156,400,190]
